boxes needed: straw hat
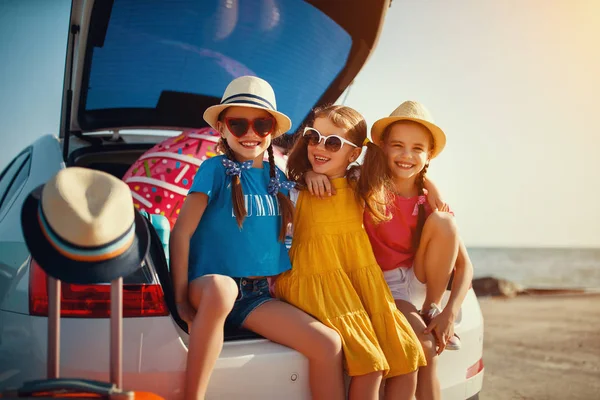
[203,76,292,138]
[21,167,149,284]
[371,101,446,158]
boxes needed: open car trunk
[60,0,390,150]
[61,0,391,342]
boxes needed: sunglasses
[225,116,276,138]
[303,127,358,152]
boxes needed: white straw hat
[371,101,446,158]
[203,76,292,138]
[21,167,149,284]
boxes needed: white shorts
[383,266,427,308]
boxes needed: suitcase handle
[45,275,124,389]
[14,378,133,399]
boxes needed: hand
[176,300,196,328]
[427,193,449,212]
[305,170,336,198]
[423,309,455,355]
[267,275,278,297]
[422,177,449,212]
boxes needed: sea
[468,247,600,290]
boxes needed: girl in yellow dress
[275,105,426,400]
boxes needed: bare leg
[348,371,383,400]
[185,275,238,400]
[384,369,418,400]
[414,211,459,312]
[393,299,440,400]
[243,299,345,400]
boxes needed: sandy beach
[478,293,600,399]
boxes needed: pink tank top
[364,193,437,271]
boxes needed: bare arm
[169,192,209,304]
[423,176,449,212]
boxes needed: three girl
[276,105,427,400]
[172,72,469,400]
[170,76,345,400]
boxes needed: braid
[220,138,247,228]
[413,163,429,249]
[267,143,277,179]
[267,144,294,241]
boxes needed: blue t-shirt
[187,155,292,280]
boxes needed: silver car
[0,0,483,398]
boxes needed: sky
[0,0,599,248]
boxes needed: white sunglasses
[302,127,358,152]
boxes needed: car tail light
[466,358,484,379]
[29,259,169,318]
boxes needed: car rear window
[84,0,352,133]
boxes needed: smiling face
[306,116,362,179]
[216,106,274,162]
[382,121,433,182]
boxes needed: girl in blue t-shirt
[170,76,344,400]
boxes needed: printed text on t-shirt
[232,194,280,217]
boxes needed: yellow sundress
[275,178,426,377]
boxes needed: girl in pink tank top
[367,101,474,400]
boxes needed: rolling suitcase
[1,273,164,399]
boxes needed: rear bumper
[0,310,311,399]
[437,289,485,399]
[466,368,484,399]
[1,289,484,400]
[0,310,187,398]
[442,368,484,399]
[209,339,310,399]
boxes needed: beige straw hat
[203,76,292,138]
[371,100,446,158]
[21,167,149,284]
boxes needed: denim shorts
[225,277,274,328]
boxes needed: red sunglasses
[224,117,276,138]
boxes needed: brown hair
[287,105,392,223]
[381,120,434,249]
[216,109,293,241]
